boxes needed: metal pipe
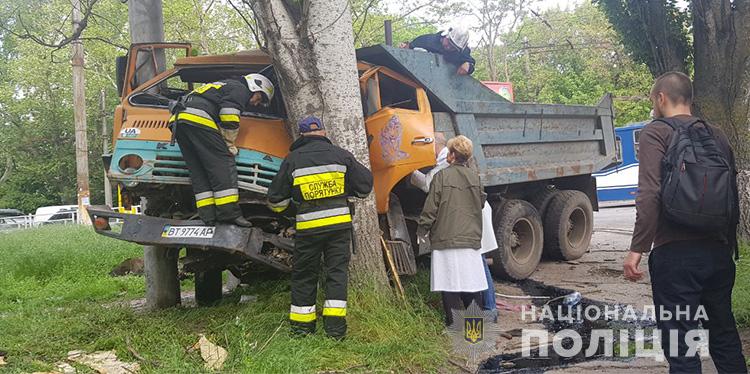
[384,20,393,46]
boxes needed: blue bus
[593,121,647,204]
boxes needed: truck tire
[489,199,544,280]
[543,190,594,261]
[531,186,557,219]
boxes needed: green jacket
[417,163,485,250]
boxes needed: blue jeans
[482,255,497,321]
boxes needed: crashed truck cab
[91,43,617,286]
[90,43,440,277]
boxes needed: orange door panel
[119,104,291,159]
[364,81,436,213]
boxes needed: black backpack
[657,118,738,232]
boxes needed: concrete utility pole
[128,0,181,310]
[72,0,91,225]
[100,90,112,207]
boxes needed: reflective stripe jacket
[169,78,251,131]
[267,135,374,235]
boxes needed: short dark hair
[651,71,693,105]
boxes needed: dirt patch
[739,327,750,361]
[587,267,623,278]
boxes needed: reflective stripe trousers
[290,229,352,337]
[174,122,242,224]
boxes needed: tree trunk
[254,0,388,287]
[129,0,181,309]
[692,0,750,239]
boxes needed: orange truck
[88,43,617,303]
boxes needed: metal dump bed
[356,45,617,188]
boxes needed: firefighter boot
[324,316,346,339]
[290,321,316,337]
[229,216,252,227]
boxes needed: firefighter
[169,73,275,227]
[267,116,373,338]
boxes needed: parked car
[34,205,79,225]
[0,209,29,231]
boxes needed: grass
[0,225,449,373]
[733,243,750,328]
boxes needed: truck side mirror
[115,55,128,97]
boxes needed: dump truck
[88,43,617,303]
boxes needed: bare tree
[246,0,389,286]
[473,0,525,81]
[0,0,127,52]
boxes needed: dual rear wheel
[488,190,594,280]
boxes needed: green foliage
[0,0,255,212]
[733,243,750,327]
[595,0,692,76]
[473,3,652,126]
[0,226,449,373]
[350,0,437,48]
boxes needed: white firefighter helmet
[244,73,275,104]
[441,26,469,51]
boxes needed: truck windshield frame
[128,66,286,120]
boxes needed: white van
[33,205,79,225]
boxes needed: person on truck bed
[168,73,275,227]
[266,116,374,339]
[417,135,488,326]
[399,26,475,75]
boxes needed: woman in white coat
[416,136,496,326]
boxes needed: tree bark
[129,0,181,309]
[692,0,750,239]
[253,0,388,287]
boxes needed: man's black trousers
[174,122,242,223]
[649,239,746,373]
[290,229,352,337]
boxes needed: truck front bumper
[86,205,293,272]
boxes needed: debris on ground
[239,295,258,304]
[109,257,144,277]
[55,362,76,374]
[30,362,75,374]
[189,334,227,371]
[67,350,140,374]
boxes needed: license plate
[161,225,215,238]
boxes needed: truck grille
[132,119,169,129]
[152,155,277,190]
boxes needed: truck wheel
[195,269,223,306]
[531,186,557,219]
[489,199,544,280]
[543,190,594,261]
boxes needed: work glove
[416,227,431,251]
[220,127,239,156]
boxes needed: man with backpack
[623,71,746,373]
